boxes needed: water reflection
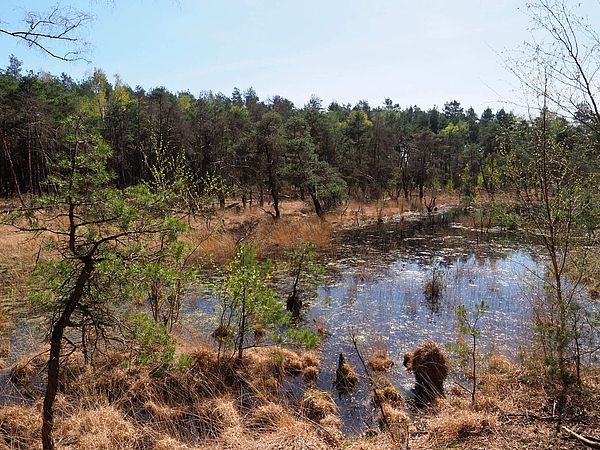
[310,218,542,435]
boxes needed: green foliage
[176,353,195,370]
[455,300,488,405]
[285,241,325,300]
[142,131,229,215]
[140,240,199,332]
[127,313,175,366]
[285,327,320,349]
[456,301,489,338]
[501,110,600,386]
[12,121,189,327]
[214,245,289,359]
[488,203,520,231]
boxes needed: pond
[304,214,543,434]
[1,210,546,432]
[184,211,546,435]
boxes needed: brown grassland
[1,195,599,449]
[1,342,598,449]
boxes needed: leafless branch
[0,5,92,62]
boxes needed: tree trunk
[309,191,323,218]
[271,188,280,219]
[237,288,246,360]
[1,132,25,206]
[42,260,94,450]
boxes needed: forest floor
[2,194,600,449]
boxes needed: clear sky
[0,1,594,112]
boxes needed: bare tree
[508,0,600,132]
[0,4,92,61]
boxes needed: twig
[350,330,390,432]
[561,426,600,449]
[453,381,471,394]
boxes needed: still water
[304,215,542,434]
[1,212,545,431]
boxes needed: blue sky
[0,1,591,112]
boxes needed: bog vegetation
[0,0,599,449]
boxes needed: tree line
[4,56,598,218]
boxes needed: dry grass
[300,390,337,422]
[254,217,332,253]
[380,403,410,443]
[368,349,395,372]
[181,193,464,265]
[1,346,599,450]
[299,390,342,447]
[0,223,42,352]
[3,196,599,449]
[192,231,238,266]
[58,405,141,449]
[0,404,40,449]
[8,349,47,387]
[0,344,338,450]
[404,339,449,401]
[425,397,499,447]
[247,402,295,432]
[182,201,334,265]
[334,354,358,393]
[374,383,403,407]
[301,351,321,386]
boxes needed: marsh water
[302,213,542,434]
[2,210,545,432]
[185,211,544,435]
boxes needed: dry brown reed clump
[8,351,47,387]
[403,339,449,402]
[195,397,241,439]
[374,382,403,407]
[368,349,395,372]
[0,404,40,449]
[246,347,304,379]
[254,217,332,253]
[334,353,358,393]
[318,413,344,447]
[300,390,342,447]
[247,402,296,432]
[301,351,320,369]
[0,342,343,450]
[301,351,321,386]
[426,397,499,447]
[303,366,319,385]
[301,390,337,422]
[380,403,410,443]
[57,405,141,449]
